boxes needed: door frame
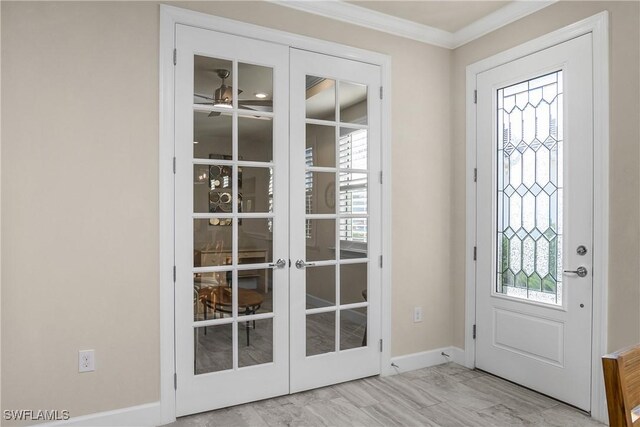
[159,5,393,424]
[464,12,609,423]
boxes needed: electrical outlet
[78,350,95,373]
[413,307,423,323]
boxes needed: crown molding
[269,0,557,50]
[452,1,558,48]
[269,0,454,48]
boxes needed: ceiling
[348,1,510,33]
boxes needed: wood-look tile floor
[167,363,603,427]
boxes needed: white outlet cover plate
[79,349,95,372]
[413,307,423,323]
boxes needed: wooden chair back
[603,344,640,426]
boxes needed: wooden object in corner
[603,344,640,426]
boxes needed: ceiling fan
[194,69,273,117]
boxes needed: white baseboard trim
[37,401,162,427]
[383,346,467,376]
[448,346,466,366]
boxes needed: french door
[174,26,382,416]
[174,25,290,416]
[290,49,382,393]
[475,34,593,410]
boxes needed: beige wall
[450,1,640,351]
[1,0,451,419]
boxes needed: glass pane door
[175,25,289,416]
[290,49,382,393]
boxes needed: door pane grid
[192,55,277,375]
[305,74,369,356]
[496,71,563,306]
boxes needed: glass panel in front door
[496,71,563,305]
[304,75,369,356]
[192,55,276,374]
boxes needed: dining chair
[603,344,640,426]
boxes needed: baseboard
[383,346,464,376]
[37,401,162,427]
[448,346,466,366]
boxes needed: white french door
[174,25,290,416]
[475,34,593,410]
[289,49,382,393]
[174,27,382,416]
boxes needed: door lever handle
[295,260,316,269]
[269,258,287,269]
[563,266,588,278]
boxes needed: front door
[475,34,594,410]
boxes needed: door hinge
[380,86,383,100]
[472,324,476,339]
[379,339,383,352]
[174,373,177,389]
[473,168,477,182]
[473,246,477,261]
[173,49,177,66]
[173,157,176,174]
[473,90,477,104]
[379,255,383,268]
[173,265,176,282]
[379,171,383,184]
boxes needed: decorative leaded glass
[496,71,563,305]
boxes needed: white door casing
[475,34,593,410]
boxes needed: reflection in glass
[339,128,367,170]
[240,167,273,214]
[306,219,336,262]
[307,172,336,214]
[238,116,273,163]
[238,62,273,113]
[235,269,272,316]
[339,218,367,258]
[194,219,232,267]
[340,307,367,350]
[194,111,232,159]
[496,71,563,306]
[340,263,367,305]
[306,124,336,167]
[239,318,273,367]
[306,76,335,121]
[238,219,273,265]
[306,265,336,309]
[306,312,335,356]
[339,81,367,124]
[193,272,232,322]
[194,56,233,109]
[340,173,367,214]
[194,164,235,214]
[194,164,210,213]
[194,324,232,375]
